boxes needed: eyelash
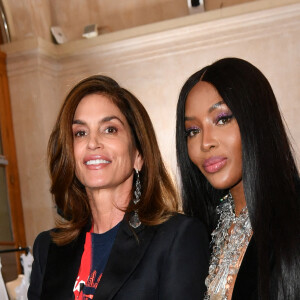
[74,126,118,138]
[104,126,118,134]
[215,114,233,125]
[74,130,87,138]
[185,127,200,137]
[185,114,234,137]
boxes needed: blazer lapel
[41,227,88,299]
[94,220,156,300]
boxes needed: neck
[229,180,246,216]
[87,186,131,234]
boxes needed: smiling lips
[86,159,110,165]
[84,156,111,169]
[202,156,227,173]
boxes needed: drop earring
[129,169,141,228]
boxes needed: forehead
[185,81,223,114]
[74,93,126,121]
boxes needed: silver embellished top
[204,194,253,300]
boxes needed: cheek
[73,143,81,161]
[73,142,85,170]
[227,132,243,175]
[228,132,242,159]
[118,135,136,161]
[126,145,138,168]
[187,140,201,166]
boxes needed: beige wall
[3,0,189,42]
[2,0,260,43]
[1,0,300,247]
[2,0,52,41]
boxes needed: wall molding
[1,1,299,78]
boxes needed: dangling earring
[129,168,141,228]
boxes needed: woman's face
[185,81,242,190]
[72,93,142,192]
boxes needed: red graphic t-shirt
[73,223,120,299]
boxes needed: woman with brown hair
[28,75,209,300]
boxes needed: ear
[133,151,144,171]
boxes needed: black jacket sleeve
[27,230,51,300]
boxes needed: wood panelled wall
[0,51,26,281]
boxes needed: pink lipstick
[202,157,227,173]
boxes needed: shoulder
[146,213,209,298]
[34,230,53,244]
[32,230,53,265]
[156,213,208,236]
[33,230,53,251]
[148,213,209,250]
[28,230,54,299]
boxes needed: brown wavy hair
[48,75,178,245]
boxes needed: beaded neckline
[204,193,252,300]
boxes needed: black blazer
[28,214,209,300]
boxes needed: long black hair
[176,57,300,299]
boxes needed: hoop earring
[129,169,141,228]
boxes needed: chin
[88,181,107,188]
[206,177,233,191]
[81,179,107,190]
[210,184,230,190]
[208,177,242,191]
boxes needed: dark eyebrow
[184,100,226,121]
[208,100,225,113]
[184,116,194,121]
[102,115,125,125]
[72,119,85,125]
[72,115,125,126]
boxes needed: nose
[200,127,218,152]
[87,132,103,150]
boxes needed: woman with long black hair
[176,57,300,299]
